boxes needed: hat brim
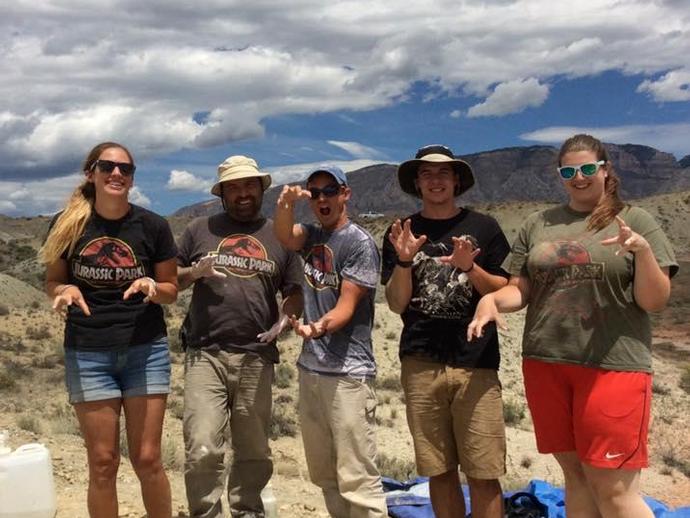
[397,155,475,198]
[211,171,272,197]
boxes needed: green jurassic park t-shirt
[505,204,678,372]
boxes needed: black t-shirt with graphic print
[176,213,303,363]
[54,204,177,351]
[381,209,510,369]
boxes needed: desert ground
[0,196,689,517]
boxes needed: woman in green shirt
[468,134,677,518]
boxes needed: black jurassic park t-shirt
[53,204,177,350]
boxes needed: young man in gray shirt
[177,155,303,518]
[274,165,387,518]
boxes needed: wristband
[460,262,474,273]
[396,257,413,268]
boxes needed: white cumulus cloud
[0,0,688,183]
[129,186,151,207]
[637,69,690,102]
[467,78,549,118]
[166,170,213,192]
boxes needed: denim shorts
[64,337,171,404]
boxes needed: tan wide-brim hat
[211,155,272,197]
[398,146,475,198]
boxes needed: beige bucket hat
[397,144,475,198]
[211,155,272,196]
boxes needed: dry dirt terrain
[1,197,689,517]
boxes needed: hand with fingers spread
[439,236,481,272]
[466,294,508,342]
[257,309,289,343]
[600,215,651,256]
[277,185,312,210]
[388,218,427,262]
[289,315,330,340]
[191,254,227,280]
[52,285,91,318]
[123,276,157,303]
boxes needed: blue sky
[1,1,689,216]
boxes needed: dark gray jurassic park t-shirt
[177,213,302,363]
[297,221,380,378]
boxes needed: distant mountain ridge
[174,143,690,219]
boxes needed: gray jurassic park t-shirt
[297,221,380,378]
[177,213,302,363]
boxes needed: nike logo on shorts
[605,452,625,459]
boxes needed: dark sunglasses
[91,159,136,177]
[557,160,605,180]
[308,184,341,200]
[415,144,455,159]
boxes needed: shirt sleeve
[380,225,396,285]
[281,249,304,296]
[625,206,679,278]
[154,217,178,263]
[176,225,193,267]
[341,237,380,289]
[480,218,511,278]
[503,212,538,277]
[299,223,315,255]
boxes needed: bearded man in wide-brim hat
[176,155,304,518]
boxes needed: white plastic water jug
[261,482,278,518]
[0,431,57,518]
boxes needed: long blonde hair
[39,142,134,264]
[558,134,625,232]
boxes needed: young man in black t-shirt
[381,145,510,518]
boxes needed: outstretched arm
[467,275,530,341]
[274,185,311,251]
[290,279,367,339]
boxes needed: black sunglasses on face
[308,184,341,200]
[91,159,136,177]
[415,144,454,159]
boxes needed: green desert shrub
[680,365,690,395]
[503,399,526,426]
[270,403,297,439]
[274,363,295,389]
[376,453,417,481]
[18,415,42,434]
[375,374,401,391]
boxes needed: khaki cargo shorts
[401,356,506,479]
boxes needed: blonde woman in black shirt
[41,142,178,518]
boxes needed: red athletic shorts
[522,358,651,469]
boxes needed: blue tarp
[383,477,690,518]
